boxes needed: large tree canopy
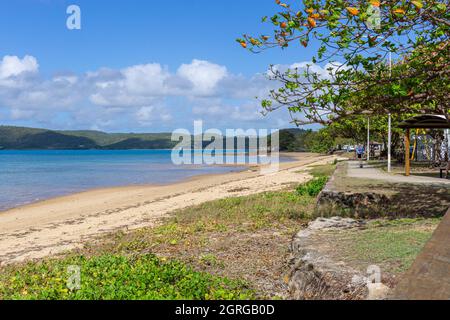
[239,0,449,126]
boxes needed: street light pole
[367,117,370,162]
[387,52,392,172]
[388,113,392,172]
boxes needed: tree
[239,0,449,125]
[304,128,336,153]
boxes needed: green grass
[116,191,316,251]
[295,163,335,197]
[0,254,253,300]
[169,191,315,230]
[296,176,329,197]
[309,163,336,178]
[338,218,441,273]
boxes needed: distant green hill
[0,126,176,150]
[0,125,313,151]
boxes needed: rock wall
[316,162,449,218]
[315,164,390,218]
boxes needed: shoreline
[0,163,252,213]
[0,152,296,213]
[0,152,335,265]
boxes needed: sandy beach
[0,152,336,265]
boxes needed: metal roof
[398,114,450,129]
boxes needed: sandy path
[0,153,335,265]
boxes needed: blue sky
[0,0,320,132]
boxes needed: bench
[439,167,448,179]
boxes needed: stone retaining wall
[315,162,449,218]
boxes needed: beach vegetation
[296,176,328,197]
[0,254,253,300]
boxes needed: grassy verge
[321,218,441,275]
[349,218,441,273]
[309,163,337,178]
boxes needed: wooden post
[405,128,410,176]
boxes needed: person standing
[356,145,365,168]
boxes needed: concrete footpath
[347,161,450,185]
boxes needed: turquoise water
[0,150,262,211]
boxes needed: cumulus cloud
[0,55,320,131]
[177,59,227,96]
[0,55,39,88]
[0,55,38,79]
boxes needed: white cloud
[0,54,315,131]
[136,106,173,125]
[193,101,263,123]
[122,63,169,95]
[53,75,78,85]
[177,59,227,95]
[0,55,38,79]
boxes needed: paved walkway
[347,161,450,185]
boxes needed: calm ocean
[0,150,286,211]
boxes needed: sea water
[0,149,289,211]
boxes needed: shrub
[296,176,328,197]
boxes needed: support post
[405,128,410,176]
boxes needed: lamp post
[388,113,392,172]
[363,35,393,171]
[367,117,370,162]
[387,52,392,172]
